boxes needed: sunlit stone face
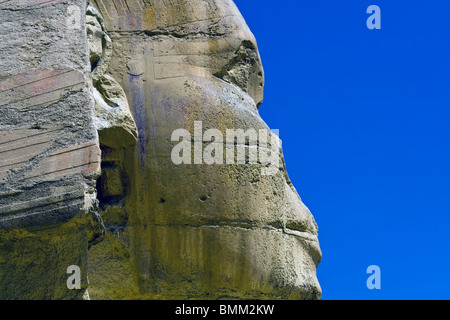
[89,0,321,299]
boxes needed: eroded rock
[0,0,99,299]
[86,0,321,300]
[0,0,321,300]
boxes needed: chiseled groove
[0,0,65,11]
[0,158,32,169]
[0,139,50,156]
[151,221,317,241]
[93,0,112,20]
[106,15,236,37]
[22,0,65,10]
[0,81,85,108]
[0,69,73,94]
[281,228,319,242]
[21,161,100,181]
[122,0,131,13]
[16,83,86,110]
[0,201,84,223]
[0,190,83,215]
[47,143,97,158]
[0,128,59,146]
[24,0,57,8]
[111,0,120,16]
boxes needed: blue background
[234,0,450,300]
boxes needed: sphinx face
[88,0,321,299]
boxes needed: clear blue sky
[234,0,450,300]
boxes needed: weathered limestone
[0,0,321,300]
[86,0,321,299]
[0,0,99,299]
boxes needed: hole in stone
[199,196,207,202]
[96,144,130,211]
[96,161,124,206]
[91,59,99,72]
[159,198,166,204]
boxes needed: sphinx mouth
[154,219,315,235]
[152,219,322,263]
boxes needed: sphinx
[85,0,322,300]
[0,0,321,300]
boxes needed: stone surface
[86,0,321,300]
[0,0,99,299]
[0,0,321,300]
